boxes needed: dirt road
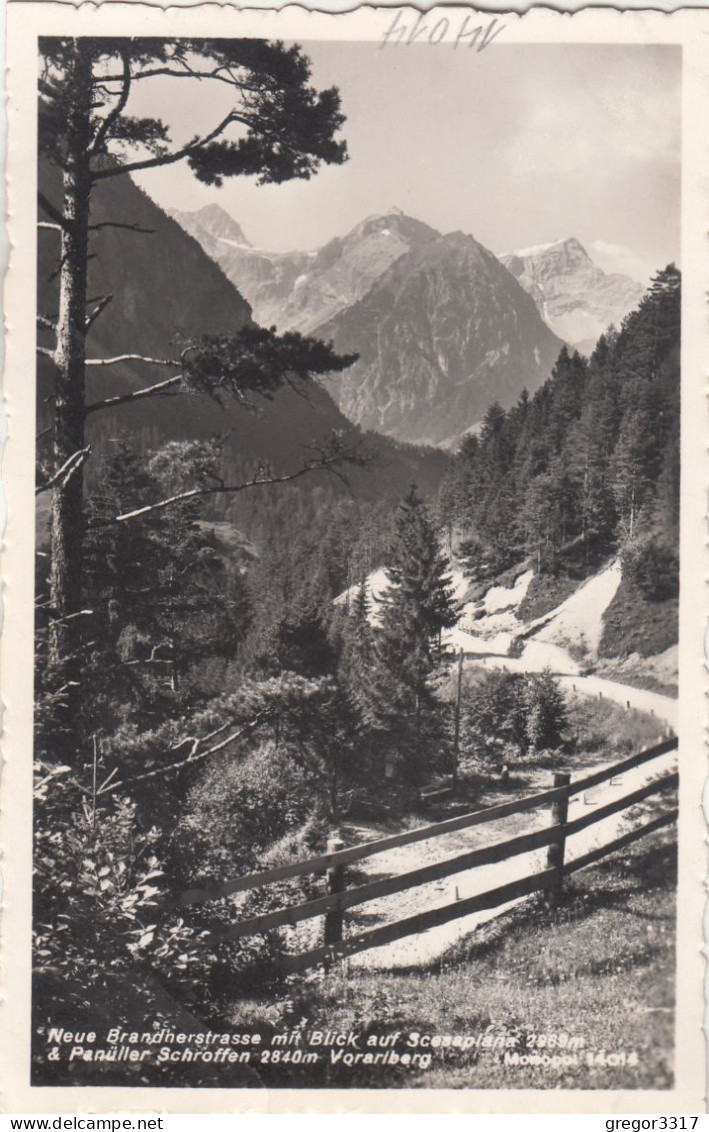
[347,684,676,970]
[474,655,677,731]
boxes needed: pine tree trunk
[47,41,93,750]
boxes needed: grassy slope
[600,577,678,660]
[227,830,676,1090]
[516,572,581,623]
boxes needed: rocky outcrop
[500,238,645,351]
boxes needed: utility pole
[452,648,464,793]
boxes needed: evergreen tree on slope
[374,486,458,780]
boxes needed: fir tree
[374,486,458,779]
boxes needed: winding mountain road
[476,652,677,732]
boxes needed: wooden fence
[174,736,678,974]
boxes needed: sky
[130,43,681,284]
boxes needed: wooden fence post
[545,772,571,908]
[452,648,464,794]
[324,837,345,946]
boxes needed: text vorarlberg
[44,1026,552,1073]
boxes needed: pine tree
[374,486,458,779]
[81,437,252,731]
[37,36,354,760]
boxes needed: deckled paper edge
[1,2,705,1113]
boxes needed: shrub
[172,741,318,886]
[33,761,206,1031]
[462,668,566,766]
[523,671,568,753]
[568,694,663,757]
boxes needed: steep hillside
[37,169,449,502]
[436,267,680,675]
[501,238,644,351]
[318,232,563,447]
[169,202,310,332]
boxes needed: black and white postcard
[1,1,706,1114]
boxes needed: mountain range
[37,165,648,474]
[37,168,449,509]
[171,205,646,446]
[168,205,439,336]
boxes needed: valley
[31,34,681,1096]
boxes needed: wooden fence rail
[175,782,569,908]
[177,736,678,972]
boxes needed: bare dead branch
[85,353,182,369]
[37,315,56,333]
[99,716,263,795]
[35,447,91,496]
[114,451,368,523]
[168,719,233,755]
[38,191,68,229]
[88,221,156,235]
[95,767,120,797]
[122,642,174,667]
[85,374,184,415]
[85,294,113,331]
[48,252,96,285]
[36,345,56,362]
[46,608,94,627]
[38,221,62,234]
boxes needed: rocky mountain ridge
[170,204,648,448]
[169,204,437,334]
[318,230,564,447]
[500,237,645,352]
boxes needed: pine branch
[98,65,257,89]
[90,47,131,155]
[85,374,183,415]
[114,449,369,523]
[92,109,248,181]
[36,446,91,495]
